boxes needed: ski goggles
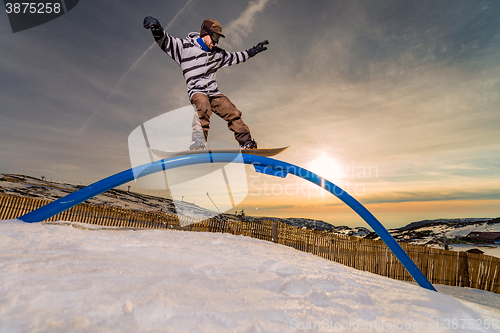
[211,32,221,44]
[201,24,222,44]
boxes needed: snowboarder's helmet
[200,19,225,40]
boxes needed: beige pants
[191,93,252,145]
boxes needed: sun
[307,153,343,184]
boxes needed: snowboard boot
[240,139,257,150]
[189,141,206,150]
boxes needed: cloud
[224,0,270,47]
[360,189,500,205]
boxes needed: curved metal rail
[18,153,436,291]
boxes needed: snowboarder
[143,16,269,150]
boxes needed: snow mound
[1,219,499,332]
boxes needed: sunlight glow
[307,153,343,185]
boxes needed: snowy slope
[1,219,499,332]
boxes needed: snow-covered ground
[380,219,500,259]
[449,244,500,258]
[445,222,500,238]
[1,219,499,332]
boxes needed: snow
[381,219,500,259]
[445,223,500,239]
[449,244,500,258]
[415,223,500,258]
[1,220,499,332]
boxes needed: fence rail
[1,194,499,294]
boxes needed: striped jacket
[154,31,251,100]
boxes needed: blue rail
[18,153,436,292]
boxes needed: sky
[1,0,500,228]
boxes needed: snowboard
[152,146,289,159]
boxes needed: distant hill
[0,173,368,235]
[366,216,500,258]
[1,173,498,254]
[397,218,493,232]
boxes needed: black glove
[247,40,269,57]
[143,16,163,38]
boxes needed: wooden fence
[1,194,499,294]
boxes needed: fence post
[458,251,470,288]
[271,222,278,243]
[495,262,500,294]
[2,196,14,219]
[420,247,429,282]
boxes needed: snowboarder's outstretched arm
[217,40,270,69]
[143,16,184,65]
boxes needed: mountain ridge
[1,173,499,253]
